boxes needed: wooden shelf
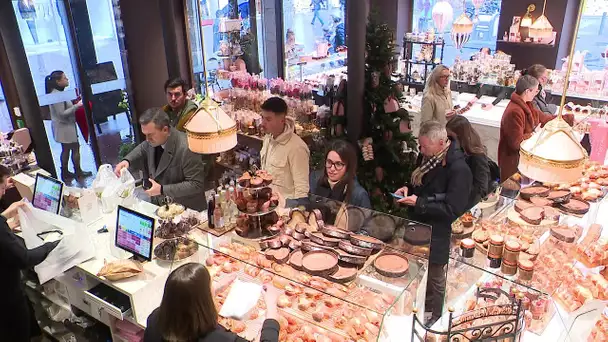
[496,40,555,48]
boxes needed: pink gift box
[589,122,608,163]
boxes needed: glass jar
[501,260,517,276]
[503,240,521,264]
[487,253,502,269]
[518,259,535,281]
[460,238,475,258]
[488,235,505,256]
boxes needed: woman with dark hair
[310,139,370,208]
[523,64,558,115]
[0,165,60,341]
[498,75,574,181]
[45,70,91,181]
[145,263,280,342]
[446,116,491,209]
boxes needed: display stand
[401,38,445,91]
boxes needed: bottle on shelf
[214,193,224,228]
[228,186,238,225]
[207,192,216,229]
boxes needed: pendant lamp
[520,4,535,28]
[528,0,553,39]
[518,0,588,184]
[185,0,237,154]
[450,0,473,50]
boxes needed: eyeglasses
[325,159,346,171]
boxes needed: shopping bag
[93,164,118,198]
[18,203,95,284]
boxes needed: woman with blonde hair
[421,65,454,126]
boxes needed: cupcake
[238,172,251,187]
[246,200,258,213]
[250,176,264,188]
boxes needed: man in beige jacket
[260,97,310,207]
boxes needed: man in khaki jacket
[260,97,310,207]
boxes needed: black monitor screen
[115,206,155,261]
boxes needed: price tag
[78,190,100,224]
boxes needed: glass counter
[158,193,429,341]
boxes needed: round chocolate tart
[288,249,304,270]
[547,190,572,204]
[302,250,339,276]
[338,240,373,256]
[374,253,409,278]
[350,234,384,250]
[328,265,358,283]
[403,224,432,246]
[301,240,332,253]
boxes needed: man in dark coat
[395,120,472,324]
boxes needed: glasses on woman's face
[326,159,346,171]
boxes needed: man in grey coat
[114,108,206,211]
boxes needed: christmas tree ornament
[384,97,400,113]
[358,137,375,161]
[371,71,380,88]
[431,1,453,33]
[399,119,412,134]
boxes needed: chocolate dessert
[374,253,409,278]
[543,207,561,221]
[403,224,432,245]
[328,265,358,283]
[551,226,577,243]
[515,200,535,213]
[302,250,339,276]
[529,196,553,207]
[559,199,590,215]
[310,232,341,247]
[547,190,572,204]
[350,234,384,250]
[336,249,367,265]
[520,186,550,200]
[338,240,373,256]
[519,206,544,225]
[320,225,351,239]
[265,247,290,263]
[288,250,304,270]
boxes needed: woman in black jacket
[446,116,490,210]
[310,139,371,209]
[0,165,60,341]
[145,263,280,342]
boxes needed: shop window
[570,2,608,71]
[412,0,502,66]
[282,0,347,81]
[0,83,13,133]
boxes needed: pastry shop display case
[443,164,608,341]
[177,195,430,341]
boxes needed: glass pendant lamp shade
[185,97,237,154]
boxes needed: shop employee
[114,108,206,211]
[163,78,198,132]
[0,165,60,341]
[260,97,310,206]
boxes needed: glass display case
[442,166,608,341]
[158,194,429,341]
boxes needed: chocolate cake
[328,265,358,283]
[519,206,544,225]
[559,199,590,215]
[338,240,373,256]
[403,224,432,245]
[547,190,572,204]
[302,250,339,276]
[515,200,535,213]
[288,250,304,270]
[520,186,550,200]
[350,234,384,250]
[529,196,553,207]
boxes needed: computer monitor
[32,174,63,215]
[115,206,155,261]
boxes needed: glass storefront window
[186,0,264,95]
[282,0,347,81]
[412,0,502,66]
[571,2,607,71]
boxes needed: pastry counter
[34,190,430,342]
[437,163,608,342]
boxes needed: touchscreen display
[116,207,154,260]
[32,175,62,214]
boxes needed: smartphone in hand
[390,193,404,200]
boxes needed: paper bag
[18,203,95,284]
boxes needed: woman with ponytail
[45,71,92,180]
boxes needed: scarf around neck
[411,139,451,187]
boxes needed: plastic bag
[101,168,136,212]
[18,203,95,284]
[92,164,118,198]
[218,278,262,320]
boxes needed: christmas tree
[357,15,418,217]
